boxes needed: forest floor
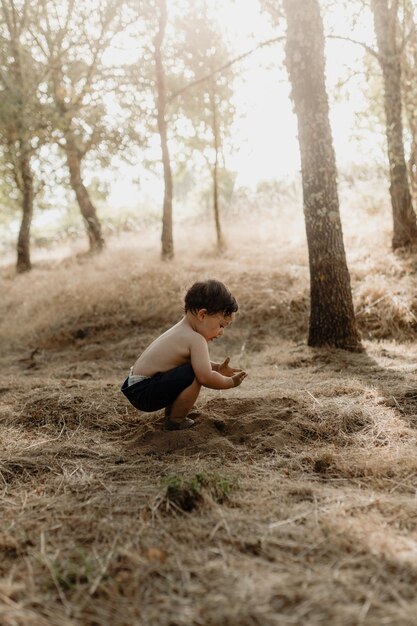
[1,210,417,626]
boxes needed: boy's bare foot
[165,417,195,431]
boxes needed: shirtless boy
[121,279,247,430]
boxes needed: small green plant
[214,477,234,500]
[50,548,94,592]
[162,472,237,512]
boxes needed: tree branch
[326,34,380,61]
[168,35,285,102]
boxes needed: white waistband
[128,367,150,386]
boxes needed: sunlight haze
[105,0,380,210]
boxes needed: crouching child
[121,279,247,430]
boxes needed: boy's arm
[192,336,238,389]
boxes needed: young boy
[121,279,247,430]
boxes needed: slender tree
[31,0,128,253]
[0,0,43,272]
[154,0,173,260]
[209,71,225,251]
[175,2,236,252]
[282,0,362,350]
[371,0,417,249]
[402,0,417,200]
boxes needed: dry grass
[1,209,417,625]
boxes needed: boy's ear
[197,308,207,320]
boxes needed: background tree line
[1,0,417,351]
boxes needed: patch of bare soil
[124,396,300,457]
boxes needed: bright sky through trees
[2,0,381,225]
[105,0,381,210]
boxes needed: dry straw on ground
[1,211,417,625]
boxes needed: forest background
[2,0,413,268]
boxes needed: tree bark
[4,5,35,273]
[409,138,417,201]
[65,133,104,253]
[283,0,362,351]
[209,77,225,252]
[154,0,174,260]
[16,135,34,273]
[371,0,417,249]
[402,0,417,201]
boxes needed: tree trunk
[402,0,417,201]
[210,78,225,252]
[6,12,34,273]
[16,136,34,273]
[154,0,174,260]
[65,134,104,253]
[409,139,417,201]
[283,0,362,351]
[371,0,417,249]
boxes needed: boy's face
[196,310,234,342]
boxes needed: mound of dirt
[124,396,304,458]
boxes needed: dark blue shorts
[120,364,195,412]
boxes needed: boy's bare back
[132,318,197,377]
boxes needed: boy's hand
[218,357,241,377]
[231,371,247,387]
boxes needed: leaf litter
[1,220,417,625]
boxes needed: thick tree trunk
[155,0,174,260]
[210,79,225,252]
[16,136,34,273]
[65,135,104,253]
[283,0,362,351]
[371,0,417,249]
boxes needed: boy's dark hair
[184,279,238,316]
